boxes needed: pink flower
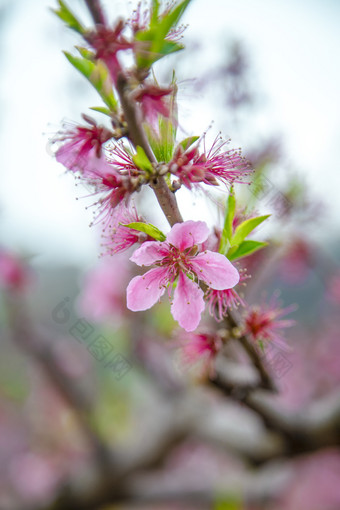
[77,141,143,225]
[205,270,249,321]
[176,330,222,378]
[106,140,143,175]
[0,250,31,292]
[55,117,112,174]
[134,84,173,130]
[243,297,296,351]
[169,135,252,190]
[84,167,132,226]
[78,255,130,323]
[86,21,133,83]
[127,221,240,331]
[102,202,148,255]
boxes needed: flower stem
[116,74,183,226]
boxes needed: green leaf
[76,46,95,60]
[132,146,153,173]
[90,106,113,117]
[151,0,160,25]
[179,136,199,151]
[214,492,242,510]
[227,240,268,261]
[257,340,265,353]
[146,117,176,163]
[52,0,85,34]
[231,214,270,246]
[215,502,241,510]
[219,193,236,255]
[160,115,176,161]
[152,0,191,35]
[135,31,183,68]
[63,52,118,112]
[123,222,166,242]
[146,75,178,163]
[135,0,192,69]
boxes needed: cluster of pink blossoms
[52,0,295,352]
[52,0,253,234]
[126,221,240,331]
[55,118,144,224]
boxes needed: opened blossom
[127,221,239,331]
[103,202,148,255]
[67,141,143,225]
[55,118,112,174]
[169,135,252,189]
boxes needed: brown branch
[7,295,340,510]
[211,362,340,457]
[40,484,214,510]
[227,309,276,391]
[85,0,183,227]
[40,401,196,510]
[116,74,183,226]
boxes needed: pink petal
[166,221,210,251]
[171,272,205,331]
[126,267,168,311]
[130,241,169,266]
[190,251,240,290]
[85,153,114,178]
[56,140,82,171]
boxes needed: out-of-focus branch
[84,0,106,25]
[5,295,115,473]
[211,362,340,456]
[6,292,340,510]
[36,484,214,510]
[38,402,197,510]
[228,309,276,391]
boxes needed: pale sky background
[0,0,339,266]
